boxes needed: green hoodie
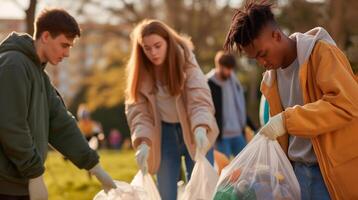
[0,32,99,196]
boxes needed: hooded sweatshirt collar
[262,27,336,87]
[0,32,45,70]
[290,27,336,67]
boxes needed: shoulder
[0,50,32,65]
[0,51,32,79]
[312,40,342,58]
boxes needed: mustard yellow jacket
[261,27,358,199]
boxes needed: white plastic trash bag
[93,171,161,200]
[181,151,219,200]
[213,134,301,200]
[131,171,161,200]
[93,180,146,200]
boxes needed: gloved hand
[89,164,116,193]
[259,112,286,140]
[135,142,150,174]
[28,175,48,200]
[194,126,209,153]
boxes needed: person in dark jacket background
[207,51,255,158]
[0,8,116,200]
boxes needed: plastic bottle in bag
[213,134,300,200]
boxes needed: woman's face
[142,34,168,66]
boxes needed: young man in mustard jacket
[224,2,358,200]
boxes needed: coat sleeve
[125,93,155,148]
[46,76,99,170]
[0,60,44,178]
[185,55,219,138]
[284,41,358,137]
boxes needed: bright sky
[0,0,26,19]
[0,0,65,19]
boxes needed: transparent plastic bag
[181,151,219,200]
[213,134,301,200]
[93,171,161,200]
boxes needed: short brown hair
[224,0,275,52]
[215,51,237,69]
[34,8,81,39]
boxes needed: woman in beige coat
[125,19,218,200]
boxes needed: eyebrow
[61,43,72,47]
[144,42,161,48]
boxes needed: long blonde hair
[126,19,194,103]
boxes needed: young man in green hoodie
[0,8,116,200]
[223,1,358,200]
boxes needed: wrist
[134,137,151,149]
[89,164,102,174]
[30,175,43,181]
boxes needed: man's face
[42,32,74,65]
[217,65,233,80]
[242,27,285,70]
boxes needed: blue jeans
[216,134,246,158]
[293,162,331,200]
[157,122,214,200]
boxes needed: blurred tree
[66,0,263,127]
[13,0,37,35]
[68,0,357,133]
[70,0,237,69]
[277,0,324,32]
[163,0,234,70]
[278,0,358,73]
[68,38,130,137]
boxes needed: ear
[41,31,51,43]
[272,30,281,43]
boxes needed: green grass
[44,149,138,200]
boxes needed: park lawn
[44,149,137,200]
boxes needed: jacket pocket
[326,121,358,167]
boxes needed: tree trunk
[25,0,37,36]
[328,0,346,49]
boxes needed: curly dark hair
[223,0,276,52]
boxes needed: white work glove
[259,113,286,140]
[29,175,48,200]
[89,164,116,193]
[194,126,209,153]
[135,142,150,174]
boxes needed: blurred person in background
[207,51,254,158]
[77,104,105,150]
[108,129,122,149]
